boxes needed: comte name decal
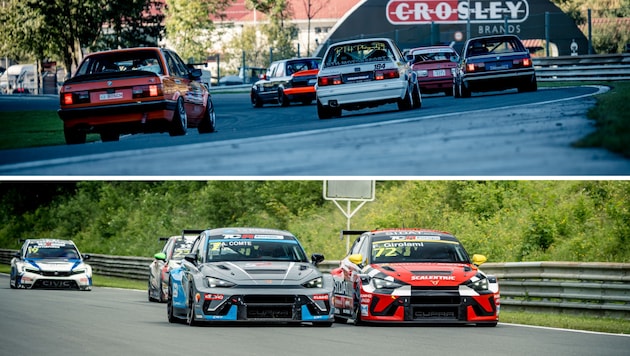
[386,0,529,24]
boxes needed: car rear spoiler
[181,229,205,236]
[339,230,368,240]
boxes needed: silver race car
[148,230,202,302]
[168,227,334,326]
[10,239,92,290]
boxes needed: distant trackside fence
[1,249,628,319]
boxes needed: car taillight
[61,91,89,105]
[465,62,485,73]
[523,58,532,67]
[375,69,399,80]
[132,84,162,98]
[318,75,342,86]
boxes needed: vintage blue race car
[167,227,334,326]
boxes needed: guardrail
[532,53,629,82]
[1,249,628,318]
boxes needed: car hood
[368,262,480,287]
[199,261,319,285]
[24,258,85,271]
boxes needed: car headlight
[467,274,489,292]
[71,268,86,275]
[23,266,40,274]
[206,277,235,288]
[302,277,323,288]
[371,277,403,289]
[416,70,428,77]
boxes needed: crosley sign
[386,0,530,24]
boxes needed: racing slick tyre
[352,289,365,326]
[167,281,185,324]
[412,83,422,109]
[169,97,187,136]
[397,85,413,111]
[251,90,264,108]
[459,82,471,98]
[278,89,290,107]
[64,127,87,144]
[148,281,157,302]
[198,97,216,134]
[186,288,200,326]
[10,272,18,289]
[518,76,538,93]
[100,130,120,142]
[453,84,460,98]
[317,99,333,119]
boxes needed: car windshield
[411,49,456,63]
[205,238,308,262]
[26,242,80,259]
[286,59,320,75]
[324,40,395,67]
[370,239,469,264]
[170,238,194,260]
[75,50,164,75]
[466,37,526,57]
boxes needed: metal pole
[588,9,593,54]
[466,0,470,39]
[545,12,550,57]
[346,201,351,254]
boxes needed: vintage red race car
[331,229,499,326]
[58,47,216,144]
[407,45,459,96]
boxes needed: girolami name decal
[387,0,529,24]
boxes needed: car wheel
[278,89,290,107]
[333,315,347,324]
[301,99,312,105]
[352,288,364,326]
[9,269,17,289]
[251,89,263,108]
[412,83,422,109]
[444,88,453,96]
[518,75,538,93]
[317,99,332,119]
[460,82,471,98]
[186,288,199,326]
[198,97,216,134]
[397,85,413,111]
[100,130,119,142]
[313,321,333,327]
[64,127,86,144]
[167,281,183,323]
[169,97,187,136]
[148,281,155,302]
[453,83,460,98]
[477,321,498,327]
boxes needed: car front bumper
[16,271,92,291]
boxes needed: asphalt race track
[0,86,629,176]
[0,275,628,356]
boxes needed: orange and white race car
[58,47,216,144]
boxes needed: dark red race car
[407,45,459,96]
[331,229,499,326]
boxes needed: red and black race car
[331,229,499,326]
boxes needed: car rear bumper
[317,80,407,108]
[462,69,535,91]
[58,99,176,127]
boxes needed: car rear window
[324,40,395,67]
[466,37,527,57]
[410,48,457,63]
[76,50,164,76]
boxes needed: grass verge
[0,264,627,334]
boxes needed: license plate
[433,69,446,77]
[99,92,123,100]
[488,63,509,70]
[308,78,317,85]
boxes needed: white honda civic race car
[10,238,92,291]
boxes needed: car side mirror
[82,254,91,260]
[154,252,167,261]
[184,253,197,264]
[348,253,363,265]
[311,253,325,266]
[471,254,487,266]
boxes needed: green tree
[164,0,232,63]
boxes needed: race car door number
[433,69,446,77]
[99,92,123,100]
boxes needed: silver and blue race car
[10,238,92,290]
[167,227,334,326]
